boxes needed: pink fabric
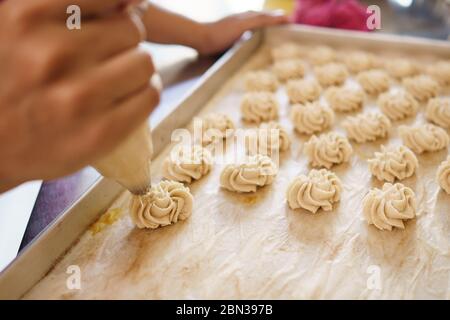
[292,0,372,32]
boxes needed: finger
[240,11,289,30]
[51,48,155,118]
[77,85,159,158]
[41,0,127,18]
[68,12,142,66]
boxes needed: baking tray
[1,25,449,299]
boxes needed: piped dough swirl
[290,102,334,135]
[403,75,439,103]
[130,180,193,229]
[271,42,303,61]
[325,86,364,112]
[304,132,353,169]
[246,122,291,156]
[244,70,278,92]
[308,46,336,65]
[286,169,342,213]
[427,60,450,86]
[363,182,417,231]
[315,63,349,87]
[199,113,235,146]
[343,51,376,73]
[398,123,449,154]
[162,145,212,183]
[220,154,277,193]
[241,92,279,123]
[378,90,418,121]
[368,145,418,182]
[357,69,391,95]
[286,78,322,104]
[343,112,391,143]
[425,97,450,128]
[437,156,450,194]
[272,59,305,82]
[384,59,418,79]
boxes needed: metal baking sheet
[1,25,449,299]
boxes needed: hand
[198,11,289,56]
[0,0,160,192]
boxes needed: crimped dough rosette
[343,51,376,74]
[363,182,416,231]
[286,78,322,104]
[378,90,418,121]
[241,92,279,123]
[368,145,418,182]
[403,75,439,103]
[130,180,193,229]
[325,86,364,112]
[272,59,305,82]
[220,154,277,193]
[244,70,278,92]
[286,169,342,213]
[425,97,450,128]
[163,145,212,183]
[398,123,449,154]
[199,113,235,146]
[437,156,450,194]
[245,121,290,155]
[290,102,334,135]
[308,45,336,65]
[315,62,349,87]
[304,132,353,169]
[270,42,303,61]
[357,69,391,95]
[343,112,391,143]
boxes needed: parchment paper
[24,42,450,299]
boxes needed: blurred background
[1,0,449,271]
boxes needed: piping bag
[91,1,161,196]
[91,73,163,196]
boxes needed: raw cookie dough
[270,42,303,61]
[241,91,279,123]
[162,145,212,183]
[378,90,419,121]
[384,58,418,79]
[325,86,364,112]
[343,112,391,143]
[343,51,376,73]
[199,113,235,146]
[425,97,450,128]
[286,78,322,104]
[286,168,342,213]
[437,156,450,194]
[244,70,278,92]
[246,121,290,155]
[357,69,391,96]
[304,132,353,169]
[220,154,277,193]
[363,182,417,231]
[290,102,334,135]
[403,75,439,103]
[398,123,449,154]
[272,59,305,82]
[308,45,336,65]
[130,180,193,229]
[314,63,349,87]
[368,145,418,182]
[427,60,450,86]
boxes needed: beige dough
[437,156,450,194]
[368,145,418,182]
[427,60,450,86]
[325,86,364,112]
[384,58,418,79]
[129,180,193,229]
[199,113,235,146]
[357,69,391,96]
[343,51,377,73]
[220,154,277,193]
[378,90,419,121]
[304,132,353,169]
[286,168,342,213]
[403,75,439,103]
[314,62,349,87]
[343,112,391,143]
[286,78,322,104]
[162,145,212,183]
[425,97,450,128]
[241,92,279,123]
[307,45,336,65]
[272,59,306,82]
[363,182,417,231]
[270,42,303,61]
[398,123,449,154]
[246,121,290,155]
[290,102,334,135]
[244,70,278,92]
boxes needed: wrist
[190,21,214,56]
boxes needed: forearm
[142,3,209,53]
